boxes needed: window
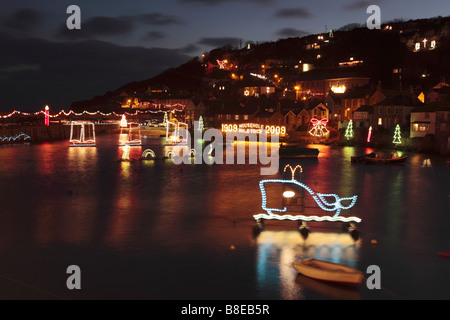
[412,123,429,132]
[378,118,383,125]
[425,112,430,119]
[244,115,249,120]
[226,114,231,120]
[235,115,239,120]
[218,114,223,120]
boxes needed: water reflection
[256,230,361,299]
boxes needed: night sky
[0,0,449,110]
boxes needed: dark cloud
[275,28,309,38]
[0,32,190,110]
[2,8,44,31]
[136,13,185,25]
[343,0,382,10]
[56,16,134,40]
[56,12,185,40]
[274,7,312,19]
[141,31,166,41]
[180,0,274,5]
[178,44,200,54]
[198,37,241,47]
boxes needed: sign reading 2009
[221,123,286,135]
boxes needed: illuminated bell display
[309,118,329,137]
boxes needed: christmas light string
[1,106,185,119]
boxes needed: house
[410,101,450,137]
[185,100,208,128]
[426,83,450,103]
[410,101,450,154]
[308,101,330,120]
[296,109,311,127]
[253,104,284,126]
[283,110,297,132]
[215,100,259,125]
[293,68,371,100]
[324,91,345,121]
[353,105,374,128]
[373,94,423,129]
[237,75,276,98]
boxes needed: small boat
[363,152,407,164]
[293,259,364,285]
[351,152,375,163]
[279,144,319,158]
[352,152,407,164]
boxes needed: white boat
[293,259,363,285]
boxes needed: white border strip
[253,213,362,223]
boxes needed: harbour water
[0,134,448,300]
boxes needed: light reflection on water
[256,230,361,300]
[0,134,448,299]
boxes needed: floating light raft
[0,132,31,142]
[69,121,96,147]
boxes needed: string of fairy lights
[0,105,185,119]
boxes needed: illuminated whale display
[253,165,361,223]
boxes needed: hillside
[71,15,450,111]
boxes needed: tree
[393,124,402,145]
[345,120,354,140]
[198,115,204,131]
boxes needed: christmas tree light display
[345,120,354,140]
[393,124,402,145]
[198,116,204,131]
[309,118,329,137]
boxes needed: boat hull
[279,147,319,158]
[351,153,407,164]
[364,155,408,164]
[293,259,363,285]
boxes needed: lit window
[235,115,239,120]
[378,118,382,125]
[244,115,249,120]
